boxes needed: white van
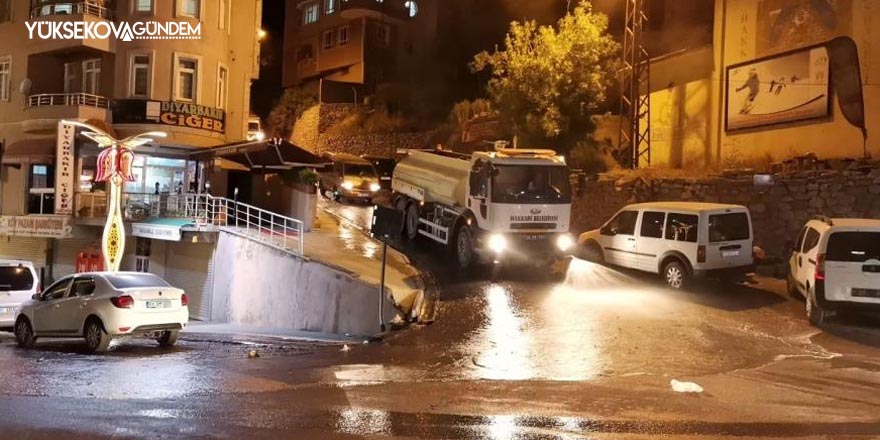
[578,202,755,288]
[788,217,880,326]
[0,260,40,331]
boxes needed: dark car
[361,155,397,190]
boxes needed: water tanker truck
[392,146,573,269]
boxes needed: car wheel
[157,330,180,347]
[84,318,111,353]
[332,187,341,202]
[806,292,826,327]
[14,317,36,348]
[664,260,689,290]
[454,225,474,269]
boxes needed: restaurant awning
[2,138,55,165]
[191,139,330,171]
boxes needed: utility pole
[618,0,652,169]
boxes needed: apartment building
[0,0,262,320]
[282,0,437,94]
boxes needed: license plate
[146,300,170,309]
[722,250,740,257]
[852,288,880,298]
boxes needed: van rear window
[0,266,35,291]
[709,213,750,243]
[826,232,880,262]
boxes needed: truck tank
[393,150,471,207]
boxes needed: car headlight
[487,234,507,254]
[341,181,354,190]
[370,183,381,192]
[556,234,574,252]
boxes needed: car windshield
[369,159,396,176]
[491,165,571,204]
[104,273,171,289]
[826,231,880,262]
[0,266,34,291]
[708,213,751,242]
[344,164,377,178]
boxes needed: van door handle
[798,256,802,268]
[627,238,636,241]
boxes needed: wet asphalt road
[2,201,880,439]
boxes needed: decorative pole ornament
[62,120,166,272]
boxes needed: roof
[627,201,747,212]
[191,139,330,170]
[325,152,372,165]
[809,218,880,229]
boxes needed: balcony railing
[30,2,114,20]
[27,93,110,109]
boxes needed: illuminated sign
[114,100,226,134]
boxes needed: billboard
[756,0,850,57]
[725,45,830,132]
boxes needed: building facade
[282,0,437,93]
[645,0,879,168]
[0,0,262,319]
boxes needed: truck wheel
[454,225,475,269]
[404,203,419,241]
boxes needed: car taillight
[697,245,706,263]
[110,295,134,308]
[815,253,826,280]
[181,294,188,306]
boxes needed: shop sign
[132,224,182,242]
[0,216,73,238]
[55,121,75,216]
[114,100,225,134]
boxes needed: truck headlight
[341,181,354,190]
[369,183,381,192]
[488,234,507,254]
[556,234,574,252]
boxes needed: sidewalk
[182,321,364,344]
[304,208,425,318]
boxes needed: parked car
[787,217,880,326]
[14,272,188,353]
[361,155,397,190]
[578,202,755,289]
[318,152,382,203]
[0,260,40,332]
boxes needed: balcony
[339,0,410,20]
[30,2,114,20]
[24,93,110,131]
[27,2,114,54]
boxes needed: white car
[578,202,755,289]
[0,260,40,332]
[14,272,188,353]
[788,217,880,326]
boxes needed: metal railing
[30,2,114,20]
[27,93,110,109]
[74,192,306,256]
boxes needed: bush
[569,140,616,175]
[267,88,317,139]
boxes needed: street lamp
[62,120,166,272]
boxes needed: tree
[266,88,317,139]
[471,1,619,149]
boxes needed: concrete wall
[211,231,397,337]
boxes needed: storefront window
[28,164,55,215]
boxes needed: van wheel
[806,293,826,327]
[454,225,475,269]
[786,273,800,298]
[157,330,180,347]
[332,187,341,202]
[84,318,111,353]
[578,241,604,264]
[664,260,689,290]
[14,317,36,348]
[404,203,420,241]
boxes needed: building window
[303,2,318,24]
[324,0,336,14]
[322,30,335,50]
[28,164,55,215]
[135,238,151,273]
[82,58,101,95]
[175,56,198,102]
[338,26,349,46]
[376,23,390,47]
[297,44,314,62]
[178,0,200,19]
[216,64,227,110]
[404,1,418,17]
[0,0,12,23]
[63,62,76,93]
[130,54,151,98]
[0,56,10,102]
[135,0,152,13]
[218,0,227,30]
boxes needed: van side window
[639,211,665,238]
[607,210,638,235]
[794,227,808,252]
[802,228,821,253]
[665,213,698,243]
